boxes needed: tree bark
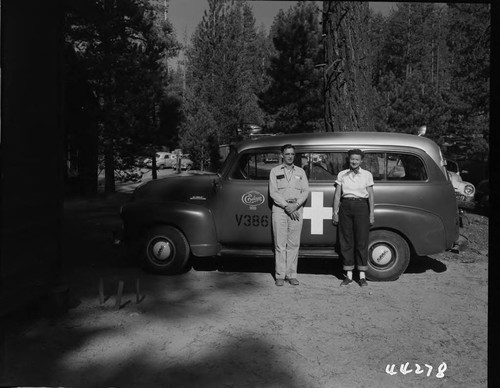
[78,119,98,197]
[104,139,115,194]
[323,1,374,132]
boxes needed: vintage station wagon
[121,132,460,281]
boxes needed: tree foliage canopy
[180,0,269,170]
[259,2,324,133]
[64,0,490,195]
[369,2,489,153]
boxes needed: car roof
[235,132,443,163]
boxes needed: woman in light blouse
[332,149,375,286]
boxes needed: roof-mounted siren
[417,125,427,137]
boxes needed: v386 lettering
[235,214,269,227]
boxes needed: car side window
[361,153,384,181]
[231,152,282,180]
[304,152,348,181]
[387,153,427,181]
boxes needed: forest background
[64,0,490,194]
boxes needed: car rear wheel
[142,226,190,275]
[366,230,410,281]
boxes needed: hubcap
[370,244,394,267]
[151,240,172,261]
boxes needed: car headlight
[464,184,475,196]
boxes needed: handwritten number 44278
[386,362,447,378]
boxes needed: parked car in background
[143,152,177,169]
[180,155,193,170]
[264,154,279,164]
[446,159,475,209]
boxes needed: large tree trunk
[323,1,374,132]
[78,119,98,197]
[104,139,115,194]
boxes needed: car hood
[447,171,461,189]
[447,171,474,190]
[132,171,218,202]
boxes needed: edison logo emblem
[242,191,265,210]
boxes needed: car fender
[374,205,446,256]
[122,201,220,257]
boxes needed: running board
[218,247,339,259]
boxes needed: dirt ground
[1,192,489,388]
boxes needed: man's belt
[341,197,367,201]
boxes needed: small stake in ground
[115,280,124,309]
[99,277,105,304]
[135,278,145,304]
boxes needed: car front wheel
[142,226,190,274]
[366,230,410,281]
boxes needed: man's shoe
[359,278,368,287]
[275,279,285,286]
[340,278,353,286]
[288,278,299,286]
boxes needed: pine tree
[370,3,451,139]
[65,0,179,193]
[259,2,324,133]
[181,0,267,169]
[444,3,490,154]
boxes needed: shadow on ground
[0,307,307,387]
[2,193,311,387]
[405,255,447,274]
[193,256,345,280]
[193,253,448,280]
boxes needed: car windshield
[445,159,459,173]
[218,148,237,176]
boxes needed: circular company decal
[241,191,265,207]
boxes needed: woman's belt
[341,197,367,201]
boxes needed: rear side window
[302,152,348,181]
[385,153,427,181]
[303,152,427,182]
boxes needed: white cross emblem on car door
[303,191,332,235]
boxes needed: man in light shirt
[332,149,375,287]
[269,144,309,286]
